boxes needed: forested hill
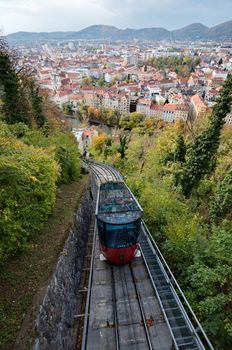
[0,39,81,262]
[6,20,232,42]
[89,75,232,349]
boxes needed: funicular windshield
[98,219,141,249]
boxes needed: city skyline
[0,0,232,35]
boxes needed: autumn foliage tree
[0,40,31,125]
[0,126,59,261]
[210,166,232,223]
[148,56,201,78]
[0,40,47,128]
[179,74,232,196]
[92,133,107,151]
[0,43,81,262]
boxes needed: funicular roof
[97,182,142,224]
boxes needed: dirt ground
[0,176,89,350]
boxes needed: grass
[0,176,89,350]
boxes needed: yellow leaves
[106,152,121,165]
[156,120,166,129]
[87,106,101,120]
[29,175,38,183]
[92,133,107,150]
[108,110,113,117]
[144,118,155,129]
[87,106,95,116]
[140,179,200,246]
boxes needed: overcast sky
[0,0,231,34]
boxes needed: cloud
[0,0,39,13]
[0,0,231,34]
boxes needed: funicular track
[80,162,214,350]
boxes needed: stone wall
[33,185,94,350]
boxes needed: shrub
[0,134,59,261]
[23,130,81,184]
[51,132,80,184]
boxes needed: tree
[76,101,88,121]
[147,56,201,78]
[0,40,30,125]
[179,75,232,197]
[92,133,107,151]
[119,112,145,130]
[186,222,232,348]
[118,135,128,159]
[87,106,98,120]
[82,76,92,85]
[26,78,46,127]
[174,134,186,164]
[98,77,105,87]
[62,101,74,116]
[210,166,232,223]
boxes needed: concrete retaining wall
[33,185,94,350]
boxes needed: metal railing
[140,220,214,350]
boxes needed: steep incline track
[80,162,214,350]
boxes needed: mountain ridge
[5,20,232,42]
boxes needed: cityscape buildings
[14,39,232,125]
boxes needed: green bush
[210,166,232,222]
[23,130,81,184]
[51,133,80,184]
[0,133,59,261]
[186,222,232,347]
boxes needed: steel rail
[104,166,119,181]
[90,160,122,182]
[111,265,120,350]
[103,164,123,182]
[81,221,98,350]
[94,165,115,182]
[129,264,154,350]
[80,163,108,349]
[107,164,123,181]
[89,166,102,185]
[139,242,179,350]
[96,163,116,179]
[89,163,105,179]
[106,166,122,182]
[87,159,122,182]
[91,164,109,182]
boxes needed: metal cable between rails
[90,167,103,185]
[103,164,123,182]
[111,263,154,350]
[89,161,123,182]
[129,264,154,350]
[90,164,116,183]
[91,165,109,183]
[105,165,123,182]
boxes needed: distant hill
[5,21,232,42]
[207,20,232,40]
[172,23,209,40]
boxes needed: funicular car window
[97,219,106,246]
[106,220,140,248]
